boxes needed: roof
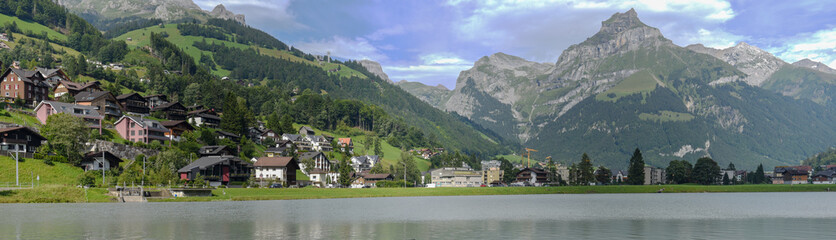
[178,155,248,173]
[338,138,352,145]
[82,151,122,164]
[199,145,231,156]
[0,126,45,141]
[216,130,240,138]
[363,174,392,180]
[813,170,835,178]
[35,101,102,118]
[282,134,302,141]
[254,157,296,167]
[144,94,167,100]
[161,120,194,130]
[153,101,185,111]
[351,155,379,165]
[299,126,314,134]
[193,113,221,121]
[519,168,548,174]
[115,116,168,132]
[36,67,63,77]
[5,68,46,85]
[57,80,100,91]
[74,91,114,102]
[116,92,144,100]
[299,151,326,160]
[265,147,287,153]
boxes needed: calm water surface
[2,192,836,239]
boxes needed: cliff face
[57,0,246,25]
[359,60,392,83]
[209,4,246,25]
[687,42,786,86]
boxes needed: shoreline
[1,184,833,203]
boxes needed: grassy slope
[293,124,432,172]
[0,108,41,128]
[0,14,67,42]
[113,24,367,79]
[596,69,658,102]
[152,184,836,202]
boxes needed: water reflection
[2,192,836,239]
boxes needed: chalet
[151,101,187,120]
[612,170,628,183]
[516,168,550,186]
[161,120,194,142]
[0,127,44,153]
[116,93,149,115]
[199,145,234,157]
[247,127,264,142]
[36,68,70,87]
[260,129,279,141]
[431,167,483,187]
[178,155,252,186]
[216,130,240,142]
[812,170,835,184]
[351,172,393,188]
[52,80,101,98]
[306,135,333,152]
[282,133,311,151]
[34,101,103,133]
[337,138,353,153]
[299,151,330,173]
[349,155,379,172]
[254,156,299,186]
[144,94,168,109]
[0,68,50,106]
[74,91,122,118]
[79,151,122,171]
[299,126,315,136]
[264,140,294,157]
[114,116,169,144]
[187,108,221,128]
[773,166,812,184]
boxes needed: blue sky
[194,0,836,89]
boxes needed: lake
[1,192,835,239]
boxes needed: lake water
[2,192,836,239]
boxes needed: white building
[254,157,299,185]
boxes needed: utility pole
[15,150,19,186]
[101,151,106,186]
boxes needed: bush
[33,153,44,159]
[375,180,414,188]
[47,155,67,164]
[78,171,96,187]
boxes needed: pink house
[34,100,103,133]
[114,116,169,144]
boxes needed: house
[161,120,194,142]
[36,68,70,87]
[299,151,330,173]
[34,101,103,133]
[350,155,380,172]
[177,155,252,186]
[812,170,835,184]
[644,166,666,185]
[612,170,628,183]
[0,127,44,153]
[431,167,484,187]
[282,133,311,151]
[79,151,122,171]
[216,130,240,142]
[482,166,504,185]
[299,126,315,136]
[264,140,294,157]
[116,93,149,115]
[247,127,264,142]
[254,156,299,186]
[0,68,50,106]
[351,173,393,188]
[114,116,169,144]
[260,129,279,141]
[481,160,501,169]
[199,145,234,157]
[187,109,221,128]
[337,138,353,153]
[74,91,122,119]
[306,135,333,152]
[151,101,187,120]
[52,80,101,98]
[144,94,168,109]
[773,166,812,184]
[515,168,549,186]
[308,169,330,187]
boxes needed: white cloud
[294,36,387,61]
[193,0,308,31]
[768,28,836,68]
[386,53,473,86]
[366,25,406,41]
[684,28,746,49]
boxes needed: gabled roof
[254,157,297,167]
[813,170,835,178]
[299,151,326,160]
[338,138,352,145]
[351,155,379,165]
[34,101,102,118]
[178,155,248,173]
[193,113,221,121]
[282,133,302,141]
[116,92,144,100]
[144,94,168,100]
[0,126,45,141]
[115,116,168,132]
[152,101,185,111]
[199,145,231,156]
[299,126,314,135]
[74,91,115,102]
[265,147,287,153]
[363,173,392,180]
[216,130,240,138]
[3,68,46,85]
[82,151,122,165]
[161,120,194,130]
[36,67,64,78]
[519,167,548,174]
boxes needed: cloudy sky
[194,0,835,89]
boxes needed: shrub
[375,180,414,188]
[33,153,44,159]
[78,171,96,187]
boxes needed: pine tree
[578,153,594,185]
[722,173,730,185]
[627,148,645,185]
[755,164,766,184]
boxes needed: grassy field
[0,14,67,42]
[151,184,836,202]
[0,156,82,186]
[596,70,659,102]
[0,108,41,128]
[638,110,695,123]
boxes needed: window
[4,85,7,90]
[130,130,134,136]
[130,122,135,128]
[13,85,17,90]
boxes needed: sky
[193,0,836,89]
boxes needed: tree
[754,163,766,184]
[397,150,420,185]
[722,172,730,185]
[373,136,383,158]
[338,156,352,187]
[666,160,693,184]
[548,158,558,183]
[266,112,281,134]
[578,153,594,185]
[280,114,294,135]
[568,163,578,186]
[595,166,612,185]
[727,162,736,171]
[220,93,254,137]
[369,162,386,174]
[627,148,645,185]
[41,113,90,165]
[692,157,721,185]
[499,157,516,184]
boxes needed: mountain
[57,0,245,25]
[359,60,393,83]
[418,9,836,170]
[686,42,786,86]
[793,59,836,75]
[395,80,452,109]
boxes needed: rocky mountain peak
[210,4,246,25]
[792,59,836,75]
[599,8,647,34]
[359,59,393,83]
[687,42,785,86]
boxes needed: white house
[254,156,300,185]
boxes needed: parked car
[270,183,283,188]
